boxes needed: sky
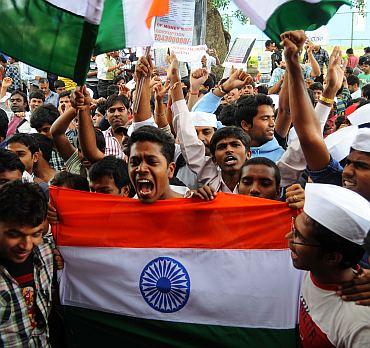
[222,2,370,50]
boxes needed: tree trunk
[205,0,230,80]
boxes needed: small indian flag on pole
[0,0,169,83]
[51,187,302,347]
[232,0,351,42]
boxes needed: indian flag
[51,187,302,346]
[0,0,168,83]
[233,0,351,43]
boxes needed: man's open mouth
[224,155,237,166]
[136,179,154,196]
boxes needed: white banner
[306,27,329,46]
[154,0,195,46]
[223,36,256,69]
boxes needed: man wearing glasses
[286,183,370,348]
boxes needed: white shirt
[351,89,362,100]
[300,272,370,347]
[95,54,118,80]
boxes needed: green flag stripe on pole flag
[94,0,125,54]
[233,0,351,43]
[64,306,299,348]
[265,0,352,43]
[0,0,98,84]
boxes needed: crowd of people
[0,30,370,347]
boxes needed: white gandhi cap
[304,183,370,245]
[191,112,218,128]
[351,128,370,153]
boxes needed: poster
[306,26,329,46]
[154,0,196,46]
[223,36,256,69]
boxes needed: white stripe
[45,0,105,24]
[60,247,302,329]
[123,0,154,47]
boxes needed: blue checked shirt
[0,237,54,347]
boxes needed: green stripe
[264,0,351,43]
[62,305,299,347]
[95,0,125,54]
[0,0,97,84]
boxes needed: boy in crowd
[0,181,54,346]
[30,104,64,171]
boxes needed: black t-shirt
[2,254,41,328]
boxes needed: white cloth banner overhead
[154,0,195,46]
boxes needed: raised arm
[281,30,330,171]
[275,71,291,138]
[153,79,170,128]
[187,68,208,111]
[306,44,321,78]
[50,106,77,161]
[133,55,153,123]
[77,86,104,162]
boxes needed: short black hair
[127,126,175,165]
[7,133,40,155]
[365,47,370,54]
[345,67,353,75]
[309,82,324,92]
[10,90,27,103]
[51,171,90,191]
[218,104,237,126]
[265,40,273,48]
[306,89,316,106]
[58,90,71,99]
[106,94,130,110]
[30,103,59,130]
[89,156,130,191]
[0,109,9,139]
[203,75,215,90]
[54,80,65,89]
[96,103,107,116]
[362,84,370,99]
[242,157,281,190]
[256,85,268,95]
[0,148,25,174]
[308,216,365,269]
[210,126,251,157]
[346,48,354,55]
[234,94,274,127]
[0,181,47,227]
[107,85,119,96]
[31,133,53,162]
[39,78,49,85]
[347,74,360,87]
[113,75,126,85]
[29,89,45,102]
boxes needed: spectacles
[290,217,321,247]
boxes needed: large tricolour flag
[51,187,302,346]
[0,0,168,83]
[232,0,351,43]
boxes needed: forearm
[78,106,104,162]
[275,74,291,138]
[308,53,321,77]
[268,80,283,94]
[134,78,152,122]
[154,99,168,128]
[50,107,77,136]
[287,60,330,170]
[187,89,199,111]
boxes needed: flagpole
[133,46,151,114]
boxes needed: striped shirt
[102,127,125,159]
[0,236,54,347]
